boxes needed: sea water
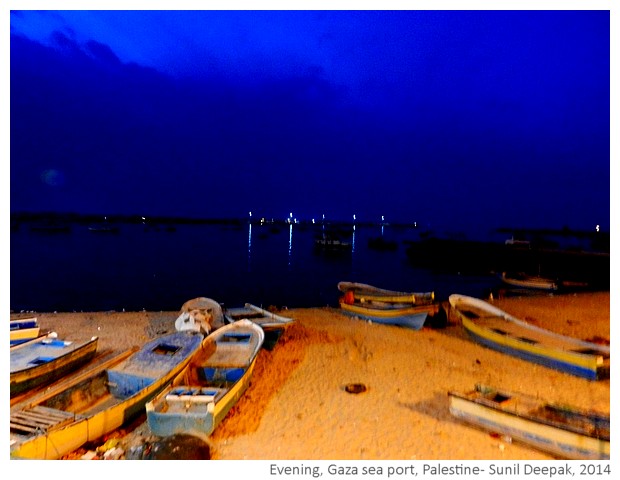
[9,221,507,313]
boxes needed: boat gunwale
[448,385,610,441]
[448,294,610,356]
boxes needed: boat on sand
[448,294,610,380]
[10,332,98,398]
[337,281,434,304]
[10,331,203,459]
[146,319,264,439]
[449,383,610,459]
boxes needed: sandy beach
[10,292,610,461]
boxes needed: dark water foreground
[10,218,609,313]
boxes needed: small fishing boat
[10,317,41,346]
[146,319,264,439]
[10,333,99,397]
[10,331,203,459]
[501,272,559,291]
[223,303,294,332]
[448,294,610,380]
[224,303,294,349]
[337,281,434,304]
[339,294,441,330]
[448,384,610,460]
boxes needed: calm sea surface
[10,221,512,313]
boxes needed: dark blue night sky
[9,8,611,236]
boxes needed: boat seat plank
[30,405,77,420]
[10,405,80,434]
[11,410,61,425]
[10,421,40,433]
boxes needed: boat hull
[146,360,258,439]
[146,320,264,439]
[224,303,294,332]
[449,386,610,460]
[339,301,430,330]
[337,281,434,304]
[10,327,42,346]
[449,294,609,380]
[10,318,41,346]
[10,331,203,459]
[10,336,99,397]
[501,272,558,291]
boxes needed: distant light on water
[596,225,600,232]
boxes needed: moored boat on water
[500,272,558,291]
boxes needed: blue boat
[11,332,99,397]
[10,330,203,459]
[449,294,610,380]
[146,319,264,439]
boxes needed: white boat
[501,272,558,291]
[449,384,609,459]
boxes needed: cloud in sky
[9,9,610,234]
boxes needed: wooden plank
[10,422,39,433]
[30,405,76,420]
[11,411,58,425]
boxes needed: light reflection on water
[247,223,252,272]
[288,224,293,269]
[10,222,504,312]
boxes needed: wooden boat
[10,317,41,346]
[10,333,99,397]
[339,294,441,330]
[146,319,264,439]
[448,384,610,460]
[337,281,434,305]
[448,294,610,380]
[501,272,559,291]
[223,303,294,332]
[10,331,203,459]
